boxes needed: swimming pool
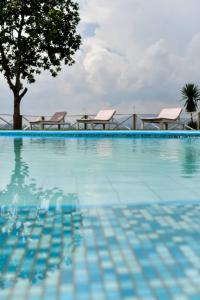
[0,131,200,300]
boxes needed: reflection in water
[182,141,200,177]
[76,138,113,157]
[96,139,113,157]
[30,138,68,155]
[0,206,82,289]
[0,139,82,290]
[0,138,79,206]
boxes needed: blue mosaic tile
[0,204,200,299]
[1,130,200,139]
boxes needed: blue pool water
[1,135,200,206]
[0,133,200,300]
[1,204,200,300]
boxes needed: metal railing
[0,112,199,130]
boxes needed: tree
[0,0,81,129]
[181,83,200,125]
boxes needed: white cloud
[1,0,200,116]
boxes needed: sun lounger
[141,108,183,130]
[30,112,70,130]
[77,110,116,130]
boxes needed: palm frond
[181,83,200,113]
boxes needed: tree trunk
[190,112,193,124]
[13,94,22,130]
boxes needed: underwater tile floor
[0,203,200,300]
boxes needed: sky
[1,0,200,116]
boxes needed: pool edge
[0,130,200,138]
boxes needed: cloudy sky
[1,0,200,116]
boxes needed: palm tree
[182,83,200,124]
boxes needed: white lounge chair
[141,108,182,130]
[30,112,70,130]
[77,110,116,130]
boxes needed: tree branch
[15,14,25,89]
[19,87,28,99]
[0,43,15,91]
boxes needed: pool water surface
[0,204,200,300]
[0,135,200,300]
[1,136,200,206]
